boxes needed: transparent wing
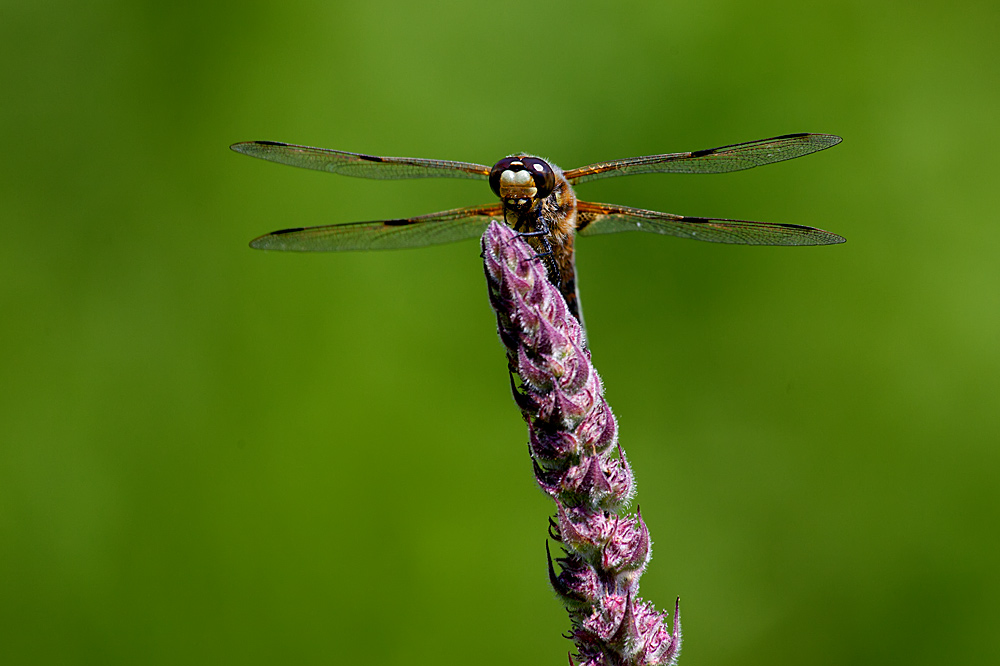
[575,201,845,246]
[231,141,491,180]
[564,133,841,184]
[249,203,503,251]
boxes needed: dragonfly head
[489,156,556,209]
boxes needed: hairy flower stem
[482,222,681,666]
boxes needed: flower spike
[483,222,681,666]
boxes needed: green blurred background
[2,1,998,664]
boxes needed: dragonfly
[232,133,843,323]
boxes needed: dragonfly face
[489,156,556,207]
[232,133,844,325]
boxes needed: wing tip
[811,133,844,149]
[248,234,270,250]
[796,222,845,245]
[798,132,844,150]
[796,227,846,245]
[777,132,843,142]
[249,228,304,250]
[231,140,290,155]
[778,225,847,245]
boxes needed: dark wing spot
[690,133,810,157]
[682,216,710,224]
[384,218,417,227]
[575,212,597,232]
[357,154,385,162]
[257,140,287,146]
[272,227,306,235]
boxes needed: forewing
[564,133,841,184]
[250,204,503,251]
[231,141,491,180]
[575,201,845,246]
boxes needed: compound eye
[520,157,555,199]
[489,157,521,198]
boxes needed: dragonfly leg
[524,231,562,288]
[516,228,548,238]
[506,210,564,291]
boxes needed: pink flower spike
[483,221,682,666]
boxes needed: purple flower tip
[483,221,681,666]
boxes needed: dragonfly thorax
[489,156,556,207]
